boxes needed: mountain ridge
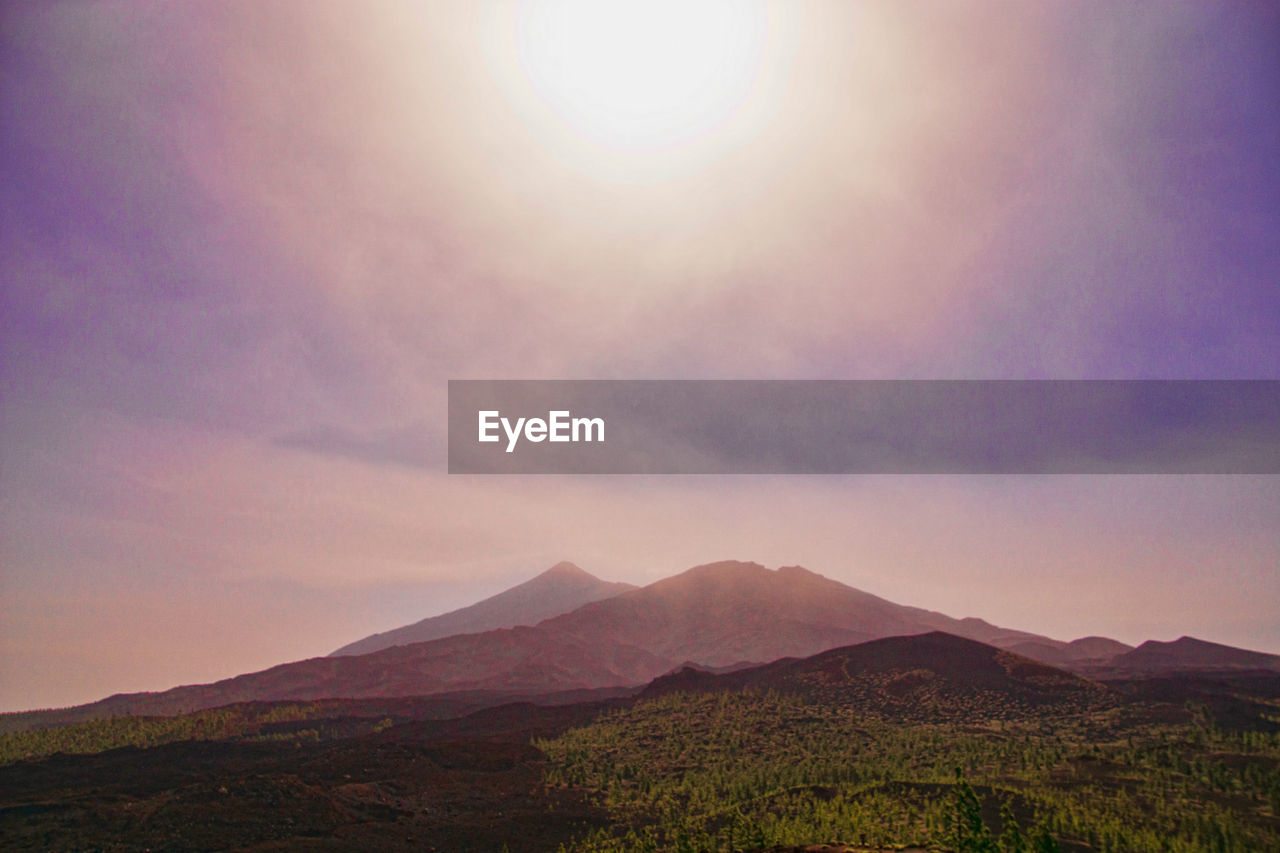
[1103,636,1280,674]
[7,559,1273,730]
[330,561,636,657]
[641,631,1111,720]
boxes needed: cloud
[275,421,440,470]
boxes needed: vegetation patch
[537,689,1280,852]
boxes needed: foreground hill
[645,632,1110,719]
[331,561,635,656]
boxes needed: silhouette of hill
[331,561,635,656]
[1066,636,1134,658]
[1105,636,1280,674]
[1006,635,1134,666]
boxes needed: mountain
[644,632,1110,719]
[6,560,1068,727]
[1005,635,1134,667]
[538,560,1060,668]
[12,559,1226,728]
[1104,636,1280,674]
[331,562,636,656]
[1065,636,1135,659]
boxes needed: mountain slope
[539,560,1061,669]
[331,562,636,656]
[9,626,664,728]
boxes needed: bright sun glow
[511,0,768,153]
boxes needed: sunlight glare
[513,0,768,153]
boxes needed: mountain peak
[539,561,593,580]
[1135,636,1207,651]
[684,560,768,576]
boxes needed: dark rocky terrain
[0,701,616,852]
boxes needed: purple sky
[2,1,1278,712]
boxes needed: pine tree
[950,768,998,853]
[998,801,1028,853]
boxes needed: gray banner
[447,380,1280,474]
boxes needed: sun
[504,0,769,155]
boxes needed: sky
[1,0,1278,713]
